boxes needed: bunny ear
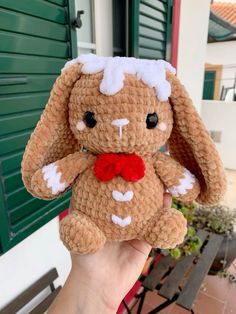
[166,72,227,205]
[22,63,82,194]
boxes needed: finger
[126,239,152,257]
[163,192,172,208]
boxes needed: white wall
[0,218,71,312]
[206,41,236,91]
[177,0,211,112]
[201,100,236,170]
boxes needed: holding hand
[48,193,172,314]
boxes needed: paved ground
[131,261,236,314]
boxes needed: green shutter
[113,0,127,56]
[0,0,77,254]
[203,71,216,100]
[129,0,173,61]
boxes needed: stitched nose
[111,118,129,127]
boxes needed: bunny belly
[71,164,164,240]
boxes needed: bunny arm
[153,152,200,203]
[30,152,96,199]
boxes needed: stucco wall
[177,0,211,112]
[206,41,236,92]
[201,100,236,170]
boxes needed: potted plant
[192,204,236,274]
[168,200,236,275]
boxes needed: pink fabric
[171,0,181,69]
[59,208,69,221]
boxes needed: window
[113,0,173,61]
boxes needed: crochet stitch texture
[21,55,226,254]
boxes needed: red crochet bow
[94,153,145,182]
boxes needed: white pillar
[177,0,211,112]
[94,0,113,56]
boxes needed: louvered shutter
[129,0,173,61]
[0,0,77,253]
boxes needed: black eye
[83,111,97,128]
[146,113,158,129]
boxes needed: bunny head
[22,54,226,205]
[67,55,175,155]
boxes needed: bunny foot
[141,208,187,249]
[60,211,106,254]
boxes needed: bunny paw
[142,208,187,249]
[60,211,106,254]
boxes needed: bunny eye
[83,111,97,128]
[146,113,158,129]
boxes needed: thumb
[163,192,172,208]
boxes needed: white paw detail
[112,190,134,202]
[111,214,132,227]
[168,169,196,197]
[42,163,66,195]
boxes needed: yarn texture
[21,55,226,254]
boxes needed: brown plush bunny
[21,54,226,254]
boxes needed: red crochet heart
[94,153,145,182]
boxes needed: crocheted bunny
[22,54,226,254]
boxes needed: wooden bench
[0,268,61,314]
[135,230,223,314]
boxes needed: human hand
[48,193,172,314]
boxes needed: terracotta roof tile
[211,2,236,26]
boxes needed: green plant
[161,200,236,284]
[192,204,236,283]
[218,267,236,283]
[216,259,236,284]
[172,198,196,223]
[167,199,202,259]
[161,200,236,262]
[192,204,236,239]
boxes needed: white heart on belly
[111,214,132,227]
[112,190,134,202]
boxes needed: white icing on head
[62,54,176,101]
[157,122,167,131]
[76,120,86,131]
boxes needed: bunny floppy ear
[22,63,82,195]
[166,72,227,205]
